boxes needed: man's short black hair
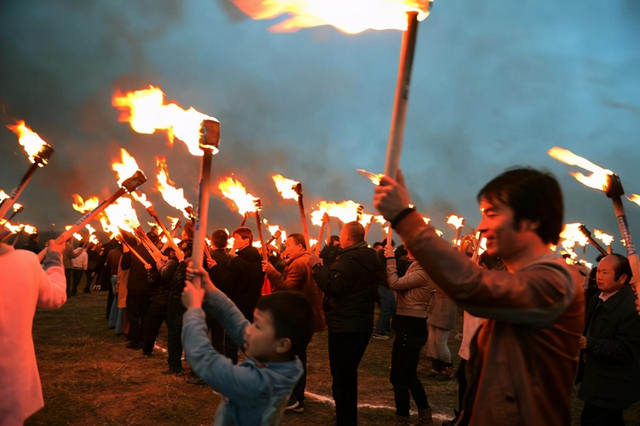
[344,222,365,243]
[287,233,306,250]
[256,292,314,357]
[212,229,228,249]
[609,253,632,283]
[373,242,384,249]
[232,227,253,244]
[477,168,564,245]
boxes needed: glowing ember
[6,120,52,165]
[478,237,488,256]
[548,147,614,192]
[218,177,259,216]
[112,148,141,188]
[311,200,361,226]
[446,214,465,229]
[593,229,614,247]
[272,174,300,201]
[72,194,100,214]
[132,191,153,208]
[156,157,193,220]
[231,0,432,34]
[112,85,218,156]
[73,233,83,242]
[357,169,384,185]
[434,229,443,237]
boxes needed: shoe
[126,342,142,350]
[285,400,304,413]
[395,414,411,425]
[372,333,390,340]
[418,408,433,424]
[142,351,152,357]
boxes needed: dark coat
[120,242,158,295]
[207,248,232,292]
[576,283,640,409]
[227,246,264,321]
[312,241,385,332]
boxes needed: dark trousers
[127,291,150,347]
[291,339,310,403]
[390,315,430,416]
[143,307,167,355]
[581,401,624,425]
[456,358,467,413]
[205,312,225,354]
[65,269,73,294]
[71,269,84,294]
[106,277,115,321]
[167,299,186,372]
[83,269,94,292]
[328,331,371,426]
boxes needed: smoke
[1,0,639,257]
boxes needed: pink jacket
[0,244,67,425]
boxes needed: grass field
[25,289,640,425]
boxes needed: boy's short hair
[232,227,253,244]
[212,229,228,249]
[287,233,306,250]
[477,167,564,245]
[256,292,314,356]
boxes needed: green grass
[26,291,639,425]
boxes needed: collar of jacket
[287,251,309,264]
[598,283,633,312]
[337,241,369,256]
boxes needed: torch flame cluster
[311,200,361,226]
[272,174,300,201]
[219,177,259,216]
[112,148,142,188]
[548,147,614,192]
[156,157,193,219]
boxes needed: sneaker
[372,333,390,340]
[285,400,304,413]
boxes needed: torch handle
[585,235,608,257]
[255,212,268,261]
[386,227,393,249]
[118,236,151,269]
[37,187,127,262]
[147,207,184,262]
[454,228,462,248]
[383,11,420,179]
[316,221,327,254]
[0,163,39,220]
[134,227,166,263]
[364,217,374,240]
[191,149,213,288]
[612,196,640,292]
[11,231,21,246]
[241,213,248,227]
[204,241,213,262]
[297,197,311,251]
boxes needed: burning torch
[0,121,54,220]
[578,225,608,257]
[253,199,268,261]
[272,174,311,250]
[446,214,465,248]
[132,192,185,262]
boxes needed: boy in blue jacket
[182,263,314,425]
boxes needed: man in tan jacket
[374,168,584,425]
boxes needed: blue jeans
[375,285,396,335]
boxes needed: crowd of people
[2,167,640,426]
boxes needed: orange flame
[103,197,141,235]
[156,157,193,220]
[218,177,259,216]
[167,216,180,229]
[6,120,52,165]
[359,212,373,228]
[112,85,218,156]
[357,169,384,185]
[0,189,9,203]
[231,0,432,34]
[272,174,300,201]
[311,200,361,226]
[628,194,640,208]
[23,225,37,235]
[85,224,96,235]
[446,214,465,229]
[12,203,23,212]
[559,223,589,248]
[373,215,387,226]
[131,191,153,209]
[72,194,100,214]
[423,216,431,225]
[593,229,614,247]
[548,147,614,192]
[309,238,319,247]
[111,148,141,187]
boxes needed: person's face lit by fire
[282,236,304,261]
[477,197,540,261]
[596,255,628,294]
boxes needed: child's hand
[182,279,205,309]
[186,261,216,294]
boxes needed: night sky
[1,0,639,257]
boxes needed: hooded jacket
[312,241,386,332]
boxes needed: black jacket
[228,246,264,321]
[312,241,386,332]
[207,248,232,293]
[576,283,640,409]
[121,242,158,294]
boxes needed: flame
[548,147,614,192]
[85,224,96,235]
[434,229,443,237]
[218,177,259,216]
[112,85,218,156]
[73,232,83,242]
[309,238,319,247]
[0,190,9,204]
[549,244,558,252]
[311,200,361,226]
[231,0,432,34]
[103,197,141,234]
[156,157,193,220]
[227,236,235,250]
[559,223,589,248]
[478,237,488,256]
[265,221,287,243]
[111,148,141,187]
[272,174,300,201]
[357,169,384,185]
[446,214,465,230]
[621,239,627,247]
[359,212,373,228]
[1,220,22,234]
[167,216,179,229]
[593,229,614,247]
[99,216,119,239]
[89,234,99,245]
[373,215,387,226]
[12,203,23,212]
[6,120,52,165]
[72,194,100,214]
[628,194,640,207]
[131,191,153,208]
[423,216,431,225]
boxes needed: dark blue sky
[1,0,639,255]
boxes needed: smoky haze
[1,0,639,257]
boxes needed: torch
[446,214,465,248]
[133,192,185,262]
[190,120,221,288]
[593,229,615,255]
[116,234,152,270]
[549,147,640,290]
[253,199,268,261]
[1,121,54,220]
[272,174,311,249]
[578,225,608,257]
[6,203,24,223]
[37,170,147,262]
[315,212,329,253]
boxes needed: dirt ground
[26,288,640,425]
